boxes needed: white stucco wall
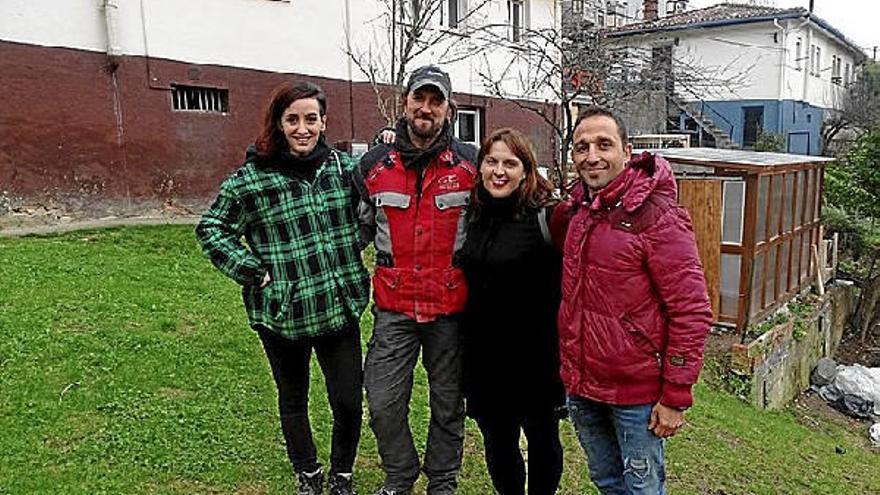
[779,21,858,109]
[0,0,559,101]
[610,19,862,110]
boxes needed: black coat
[459,194,565,418]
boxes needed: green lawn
[0,225,877,494]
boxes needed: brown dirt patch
[834,327,880,367]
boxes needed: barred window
[171,85,228,113]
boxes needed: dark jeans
[258,325,363,475]
[568,395,666,495]
[364,309,465,494]
[474,409,563,495]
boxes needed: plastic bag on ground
[817,364,880,419]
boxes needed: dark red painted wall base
[0,41,557,219]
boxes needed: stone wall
[730,282,855,410]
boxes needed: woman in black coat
[459,128,565,495]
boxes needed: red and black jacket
[355,140,478,322]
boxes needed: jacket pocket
[261,281,297,322]
[620,315,662,367]
[373,191,411,209]
[434,191,470,210]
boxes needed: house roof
[604,2,866,61]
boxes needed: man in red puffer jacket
[555,107,713,495]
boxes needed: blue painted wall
[677,100,825,155]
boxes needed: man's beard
[407,117,442,140]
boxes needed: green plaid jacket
[196,150,370,340]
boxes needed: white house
[605,2,867,155]
[0,0,559,217]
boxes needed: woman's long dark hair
[471,127,555,217]
[254,81,326,159]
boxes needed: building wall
[0,1,559,219]
[612,20,862,106]
[0,0,558,100]
[0,46,555,218]
[779,21,858,110]
[692,99,824,155]
[612,19,862,155]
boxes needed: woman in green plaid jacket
[196,82,369,495]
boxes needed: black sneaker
[297,468,324,495]
[328,473,356,495]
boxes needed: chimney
[644,0,658,21]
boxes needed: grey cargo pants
[364,309,465,494]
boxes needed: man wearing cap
[354,65,478,495]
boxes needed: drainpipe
[103,0,122,71]
[802,18,812,106]
[343,0,356,141]
[103,0,131,208]
[773,18,786,140]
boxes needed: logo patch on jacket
[669,355,686,367]
[438,174,460,191]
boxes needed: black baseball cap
[405,65,452,100]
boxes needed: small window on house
[508,0,524,42]
[750,251,765,316]
[795,38,802,71]
[755,175,770,243]
[844,62,851,85]
[810,45,816,75]
[722,180,745,245]
[770,174,783,238]
[720,253,742,317]
[171,85,228,113]
[815,46,821,77]
[779,240,791,297]
[446,0,467,29]
[783,173,795,232]
[832,55,841,84]
[571,0,584,16]
[789,234,801,289]
[455,108,481,148]
[764,245,778,307]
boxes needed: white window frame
[508,0,525,42]
[445,0,468,29]
[455,108,481,148]
[721,180,746,246]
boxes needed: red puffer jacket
[557,152,713,409]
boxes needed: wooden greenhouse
[647,148,833,332]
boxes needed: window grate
[171,85,228,113]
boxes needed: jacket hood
[571,152,677,212]
[617,151,677,213]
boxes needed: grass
[1,225,878,494]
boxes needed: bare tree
[474,15,752,187]
[821,62,880,155]
[345,0,494,124]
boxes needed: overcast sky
[688,0,878,57]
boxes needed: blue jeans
[567,395,666,495]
